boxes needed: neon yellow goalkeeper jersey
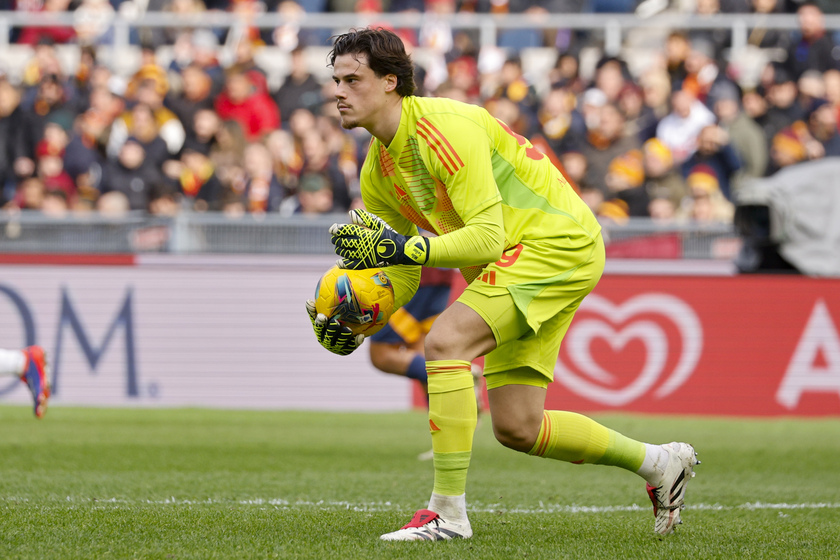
[361,96,600,248]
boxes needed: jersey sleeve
[416,113,502,225]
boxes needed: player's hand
[305,299,364,356]
[329,209,430,269]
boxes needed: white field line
[2,497,840,514]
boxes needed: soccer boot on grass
[20,346,50,419]
[380,509,472,541]
[646,441,699,536]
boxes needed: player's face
[332,53,390,131]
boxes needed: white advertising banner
[0,255,411,411]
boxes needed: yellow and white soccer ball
[314,265,395,336]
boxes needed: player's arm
[333,114,505,270]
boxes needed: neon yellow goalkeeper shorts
[457,233,605,389]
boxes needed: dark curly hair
[328,27,416,97]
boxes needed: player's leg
[369,340,427,384]
[0,346,50,418]
[379,301,496,541]
[481,297,697,535]
[368,284,451,385]
[487,372,698,536]
[477,236,697,536]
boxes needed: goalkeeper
[306,27,699,541]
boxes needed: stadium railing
[0,211,737,257]
[1,11,836,54]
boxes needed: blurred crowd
[1,0,839,224]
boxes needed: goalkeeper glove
[329,209,430,270]
[305,299,364,356]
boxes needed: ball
[314,265,395,336]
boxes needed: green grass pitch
[2,406,839,559]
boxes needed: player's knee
[492,416,539,453]
[369,345,389,371]
[424,328,457,361]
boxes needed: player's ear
[384,74,398,93]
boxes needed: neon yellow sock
[427,360,477,496]
[528,411,645,472]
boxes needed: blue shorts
[370,284,451,345]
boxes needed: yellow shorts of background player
[457,232,605,390]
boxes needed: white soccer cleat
[380,509,473,541]
[645,442,699,536]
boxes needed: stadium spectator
[664,31,690,90]
[299,128,352,211]
[679,164,735,223]
[265,128,300,181]
[187,29,226,90]
[537,86,585,157]
[594,57,627,105]
[214,65,281,142]
[184,107,222,154]
[11,177,46,210]
[688,0,730,63]
[166,64,217,140]
[17,0,76,46]
[639,68,673,128]
[618,82,658,142]
[439,54,481,104]
[318,114,362,206]
[484,96,533,139]
[579,102,640,194]
[74,0,117,46]
[606,149,649,216]
[162,0,210,46]
[768,122,809,174]
[655,88,716,165]
[36,142,77,206]
[746,0,790,51]
[280,171,334,215]
[549,51,586,95]
[126,102,172,169]
[240,142,286,213]
[762,64,807,146]
[99,138,166,211]
[24,74,76,156]
[63,109,107,207]
[710,80,768,186]
[682,37,736,108]
[108,70,186,158]
[807,99,840,156]
[786,1,840,80]
[493,55,539,124]
[642,137,688,210]
[97,190,131,217]
[0,78,35,203]
[681,124,742,201]
[209,119,247,192]
[172,146,226,211]
[273,46,324,123]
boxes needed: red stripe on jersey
[417,119,462,173]
[416,125,456,175]
[417,119,460,172]
[419,118,464,167]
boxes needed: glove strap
[403,235,430,265]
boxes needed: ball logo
[555,294,703,406]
